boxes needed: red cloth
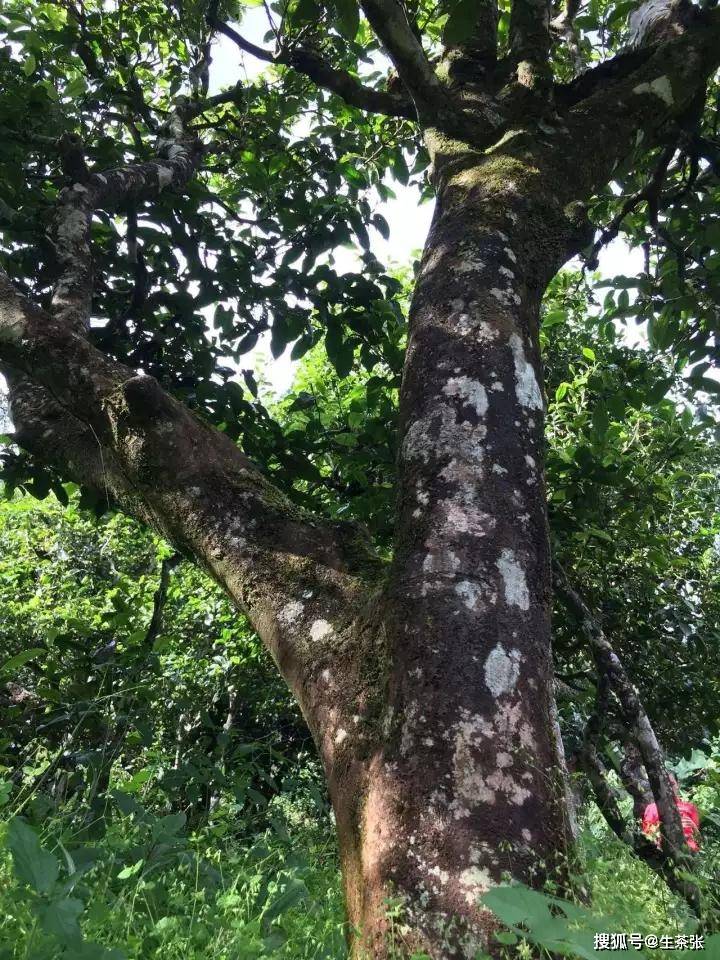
[642,799,700,852]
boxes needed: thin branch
[213,20,274,63]
[550,0,584,75]
[144,553,182,649]
[619,738,653,820]
[554,563,689,863]
[587,142,676,266]
[580,672,634,844]
[46,103,202,339]
[565,589,703,914]
[207,20,416,120]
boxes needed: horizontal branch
[209,20,415,120]
[554,5,720,205]
[48,106,203,336]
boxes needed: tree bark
[322,150,582,957]
[3,3,720,957]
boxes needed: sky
[206,11,646,393]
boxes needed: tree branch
[47,103,202,338]
[358,0,445,111]
[564,582,703,913]
[550,0,583,75]
[619,738,653,821]
[284,47,416,119]
[580,672,635,844]
[587,141,677,265]
[144,553,182,649]
[554,564,689,862]
[1,268,382,685]
[508,0,553,81]
[208,19,415,120]
[535,3,720,245]
[1,87,385,712]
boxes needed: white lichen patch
[490,286,521,307]
[442,377,489,418]
[334,728,348,745]
[453,749,495,807]
[157,165,175,189]
[310,619,334,642]
[400,701,420,756]
[441,501,494,537]
[496,549,530,610]
[402,405,486,466]
[509,334,543,410]
[524,455,536,468]
[632,75,674,107]
[56,207,89,244]
[485,768,531,805]
[484,644,521,698]
[0,310,26,343]
[629,0,676,46]
[491,463,507,475]
[423,549,460,576]
[455,579,488,612]
[455,255,486,276]
[278,600,304,626]
[459,866,493,906]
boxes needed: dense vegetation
[2,0,720,953]
[2,275,720,957]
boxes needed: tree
[1,0,719,954]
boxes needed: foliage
[1,0,720,951]
[2,262,720,953]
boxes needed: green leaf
[151,811,186,840]
[123,768,152,793]
[325,325,354,379]
[7,818,59,894]
[581,347,596,361]
[0,647,45,676]
[262,877,309,927]
[592,404,609,439]
[65,76,88,98]
[688,375,720,396]
[443,0,478,44]
[333,0,359,38]
[22,54,36,76]
[117,859,144,880]
[39,897,83,942]
[482,885,555,928]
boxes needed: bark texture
[3,1,720,956]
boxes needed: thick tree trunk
[4,8,720,957]
[313,157,580,958]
